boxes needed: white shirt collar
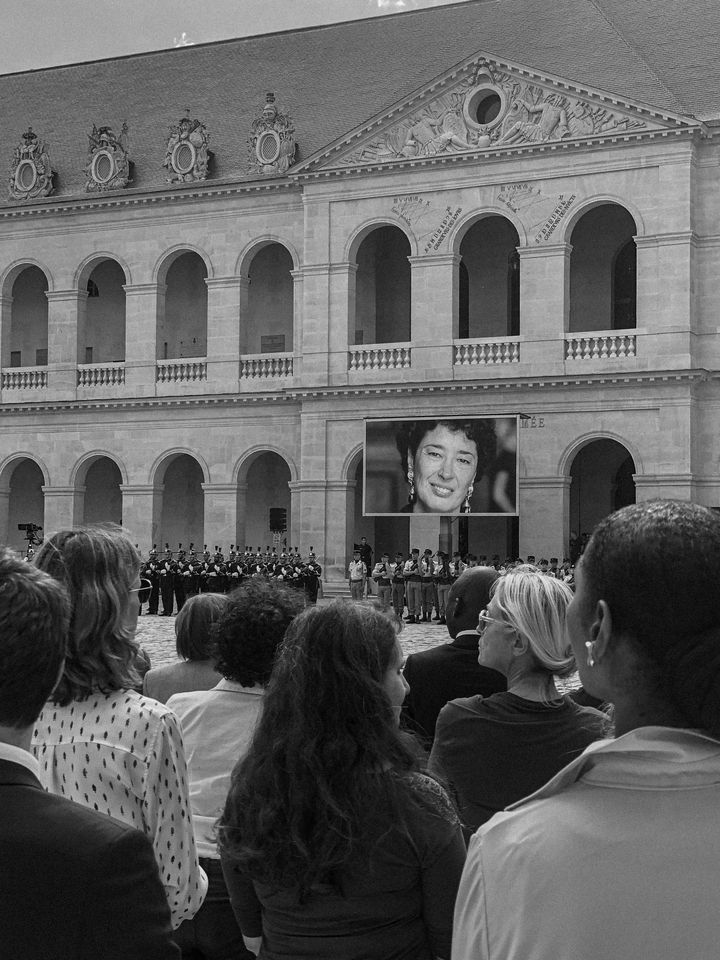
[213,678,265,696]
[0,741,41,779]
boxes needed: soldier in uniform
[146,545,160,615]
[302,550,322,605]
[172,546,187,612]
[158,547,176,616]
[391,552,406,619]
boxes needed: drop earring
[408,467,415,502]
[585,641,595,667]
[463,484,474,514]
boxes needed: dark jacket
[0,757,179,960]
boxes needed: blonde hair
[34,524,141,704]
[491,564,575,677]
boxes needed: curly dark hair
[396,418,497,490]
[211,578,303,686]
[217,600,424,898]
[580,499,720,735]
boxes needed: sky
[2,0,469,75]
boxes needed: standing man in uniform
[348,549,366,601]
[372,553,393,607]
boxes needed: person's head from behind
[0,549,69,741]
[479,565,574,680]
[33,525,141,705]
[212,578,303,686]
[175,592,229,662]
[447,566,499,639]
[398,418,497,514]
[568,500,720,736]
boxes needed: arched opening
[569,205,637,332]
[157,252,208,360]
[6,266,48,368]
[352,458,408,562]
[6,459,44,554]
[569,439,636,545]
[457,217,520,339]
[353,226,411,345]
[244,244,294,354]
[157,455,204,552]
[244,453,291,551]
[78,260,126,363]
[81,458,123,525]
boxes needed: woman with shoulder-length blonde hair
[31,525,207,930]
[430,564,608,833]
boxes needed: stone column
[325,479,355,589]
[41,486,79,536]
[287,479,327,557]
[120,484,159,552]
[408,254,457,379]
[298,263,331,385]
[290,268,304,370]
[202,483,238,554]
[0,294,12,367]
[518,475,569,561]
[123,283,160,395]
[327,262,357,383]
[206,276,242,389]
[517,243,570,369]
[46,289,86,396]
[234,483,248,551]
[635,233,693,366]
[0,485,10,546]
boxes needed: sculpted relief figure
[163,113,211,183]
[248,92,296,176]
[498,92,570,145]
[84,122,132,192]
[9,127,55,200]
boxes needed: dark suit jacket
[402,634,507,744]
[0,758,179,960]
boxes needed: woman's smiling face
[412,424,478,513]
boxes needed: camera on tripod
[18,523,43,546]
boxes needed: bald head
[446,566,499,638]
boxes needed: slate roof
[2,0,719,198]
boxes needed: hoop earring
[585,641,595,668]
[408,467,415,502]
[463,484,474,514]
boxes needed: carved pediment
[297,55,701,173]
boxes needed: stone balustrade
[348,343,412,371]
[565,331,637,360]
[1,366,48,390]
[453,338,520,365]
[156,358,207,383]
[239,353,293,378]
[77,363,126,387]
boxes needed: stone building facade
[2,0,720,586]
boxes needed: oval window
[15,160,37,192]
[92,150,115,184]
[173,141,196,174]
[257,130,281,164]
[475,92,502,125]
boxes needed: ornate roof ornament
[163,111,211,183]
[248,92,296,177]
[84,122,132,192]
[9,127,55,201]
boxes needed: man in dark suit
[0,548,179,959]
[402,566,507,744]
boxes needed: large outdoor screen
[364,416,518,517]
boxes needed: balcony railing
[77,363,126,387]
[1,366,48,390]
[565,331,637,360]
[240,353,293,379]
[348,343,411,371]
[454,338,520,365]
[156,358,207,383]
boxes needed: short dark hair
[397,419,497,482]
[0,549,69,727]
[175,592,229,660]
[212,578,303,686]
[34,525,141,705]
[581,500,720,733]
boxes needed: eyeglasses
[477,609,506,634]
[130,578,152,604]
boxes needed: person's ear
[510,629,528,657]
[590,600,612,663]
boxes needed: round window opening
[92,150,115,184]
[15,160,37,192]
[173,141,196,174]
[475,92,502,126]
[257,130,281,165]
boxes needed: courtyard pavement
[135,602,449,670]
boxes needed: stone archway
[154,453,205,553]
[2,458,45,554]
[569,438,636,547]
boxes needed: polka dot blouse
[32,689,208,929]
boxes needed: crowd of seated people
[2,502,719,959]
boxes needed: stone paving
[135,602,448,670]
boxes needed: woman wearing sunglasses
[429,564,607,834]
[31,524,207,930]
